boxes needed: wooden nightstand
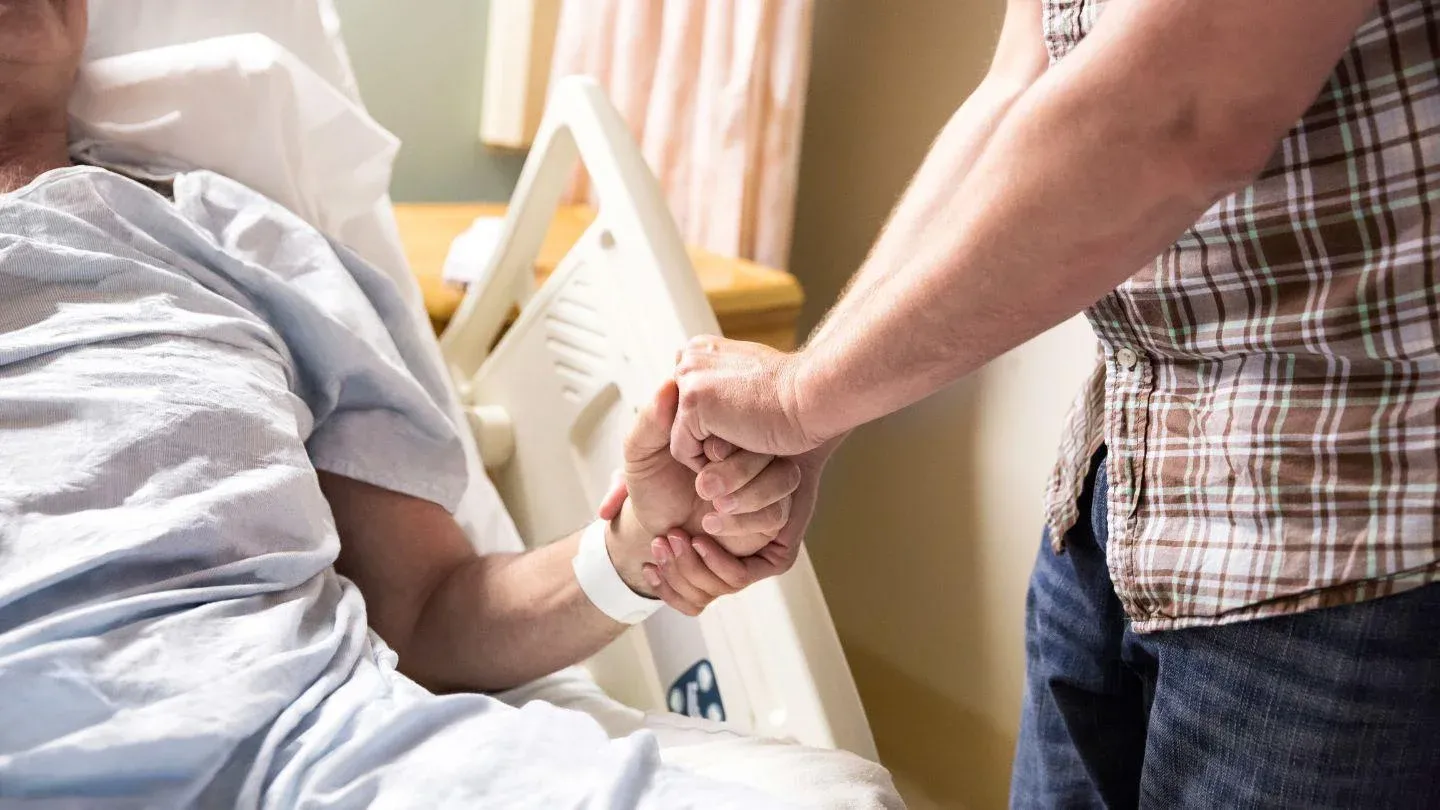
[394,203,805,351]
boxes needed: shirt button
[1116,346,1139,370]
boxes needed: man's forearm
[790,76,1036,462]
[809,3,1046,348]
[794,0,1375,440]
[796,62,1213,438]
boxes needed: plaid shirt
[1042,0,1440,631]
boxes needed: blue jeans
[1011,449,1440,809]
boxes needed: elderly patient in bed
[0,4,891,807]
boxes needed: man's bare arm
[668,0,1053,471]
[320,472,656,693]
[808,0,1050,347]
[795,0,1378,440]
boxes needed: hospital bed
[73,0,878,772]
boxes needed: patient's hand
[620,380,798,551]
[639,439,837,615]
[602,379,800,600]
[642,527,757,616]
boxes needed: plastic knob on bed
[467,405,515,468]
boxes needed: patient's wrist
[572,514,661,626]
[604,502,656,598]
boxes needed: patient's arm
[320,471,652,693]
[321,379,796,692]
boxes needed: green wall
[334,0,525,202]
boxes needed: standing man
[639,0,1440,805]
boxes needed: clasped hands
[599,336,834,617]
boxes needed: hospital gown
[0,166,784,809]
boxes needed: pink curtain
[546,0,814,269]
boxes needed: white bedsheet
[501,669,903,809]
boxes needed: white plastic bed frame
[439,77,877,760]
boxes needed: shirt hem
[1127,559,1440,633]
[313,457,466,515]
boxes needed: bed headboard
[442,76,878,759]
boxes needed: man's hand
[641,440,837,615]
[669,336,825,472]
[602,379,802,594]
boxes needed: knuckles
[677,380,710,410]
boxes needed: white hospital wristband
[572,520,661,625]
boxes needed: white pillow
[85,0,361,102]
[73,8,526,555]
[70,34,404,276]
[77,0,385,268]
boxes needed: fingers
[595,470,627,521]
[695,534,786,589]
[627,379,679,462]
[710,457,802,515]
[648,531,755,616]
[654,532,730,600]
[670,337,724,473]
[695,449,770,500]
[773,465,822,549]
[644,564,703,617]
[646,532,788,617]
[669,409,707,473]
[701,498,791,540]
[693,457,801,543]
[647,541,708,616]
[689,536,753,591]
[755,535,796,568]
[703,436,735,463]
[741,538,796,582]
